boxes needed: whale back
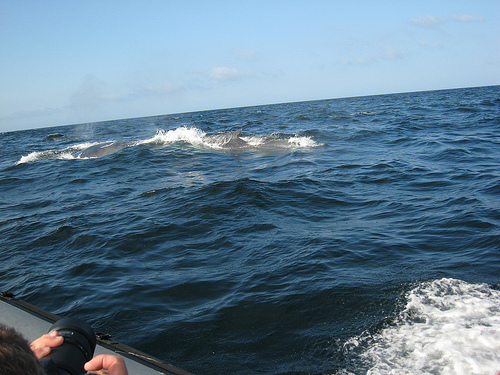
[79,141,131,158]
[220,129,248,148]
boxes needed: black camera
[41,317,97,375]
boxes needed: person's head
[0,323,46,375]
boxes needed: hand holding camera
[30,317,128,375]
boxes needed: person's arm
[29,331,64,359]
[85,354,128,375]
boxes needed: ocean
[1,85,499,375]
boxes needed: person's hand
[85,354,128,375]
[29,331,64,359]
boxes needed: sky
[1,1,499,132]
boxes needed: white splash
[16,127,320,165]
[138,127,206,146]
[140,127,320,150]
[288,135,319,147]
[16,143,96,164]
[353,278,500,375]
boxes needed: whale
[78,141,133,159]
[46,133,84,141]
[219,129,249,148]
[215,129,301,151]
[46,133,66,141]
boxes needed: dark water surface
[1,86,500,374]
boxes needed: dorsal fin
[230,129,242,138]
[220,129,247,148]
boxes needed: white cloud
[124,83,182,101]
[417,40,443,49]
[0,106,67,131]
[340,46,404,66]
[451,14,485,23]
[409,15,447,29]
[409,14,485,29]
[236,48,257,61]
[69,75,106,121]
[210,67,242,81]
[65,75,185,125]
[339,56,368,66]
[380,46,404,60]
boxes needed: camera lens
[45,317,97,375]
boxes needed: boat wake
[344,278,500,375]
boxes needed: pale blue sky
[1,1,498,132]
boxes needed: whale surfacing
[219,129,248,148]
[78,141,132,159]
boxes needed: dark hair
[0,323,46,375]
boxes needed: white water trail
[348,278,500,375]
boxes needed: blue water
[1,86,499,374]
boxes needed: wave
[345,278,500,375]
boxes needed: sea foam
[16,143,96,164]
[138,127,206,147]
[354,278,500,375]
[139,127,319,150]
[15,127,319,165]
